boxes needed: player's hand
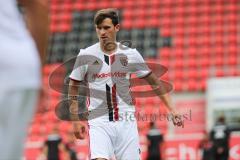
[171,111,184,128]
[73,122,86,139]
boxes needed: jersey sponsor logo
[93,72,127,79]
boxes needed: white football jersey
[69,42,151,125]
[0,0,41,90]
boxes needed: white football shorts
[88,120,141,160]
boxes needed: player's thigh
[115,121,141,160]
[89,125,114,160]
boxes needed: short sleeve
[131,49,152,78]
[69,49,88,81]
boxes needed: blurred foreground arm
[18,0,49,65]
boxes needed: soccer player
[43,126,69,160]
[0,0,48,159]
[68,8,183,160]
[210,116,230,160]
[146,121,164,160]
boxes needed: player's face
[96,18,120,44]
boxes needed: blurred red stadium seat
[228,67,239,76]
[173,49,184,58]
[215,67,225,77]
[174,69,184,80]
[173,16,184,29]
[122,19,133,29]
[50,4,59,13]
[74,2,84,11]
[160,18,171,27]
[188,68,198,80]
[174,5,184,15]
[186,4,198,15]
[200,56,210,68]
[58,23,71,32]
[147,17,159,28]
[123,9,133,19]
[173,37,184,47]
[124,1,135,8]
[173,80,183,92]
[159,48,171,59]
[62,3,73,12]
[214,56,224,66]
[133,8,146,19]
[50,22,58,33]
[228,35,237,43]
[148,7,159,18]
[161,27,171,37]
[98,0,109,9]
[173,59,184,69]
[135,18,146,29]
[111,1,123,8]
[200,67,210,80]
[188,79,198,91]
[228,45,237,54]
[227,55,237,66]
[150,0,160,6]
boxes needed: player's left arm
[143,72,184,127]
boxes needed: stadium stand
[25,0,239,159]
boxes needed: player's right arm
[68,79,87,139]
[68,50,89,139]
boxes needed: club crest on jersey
[119,56,128,66]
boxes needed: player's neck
[100,41,118,55]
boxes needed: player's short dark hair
[94,8,119,26]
